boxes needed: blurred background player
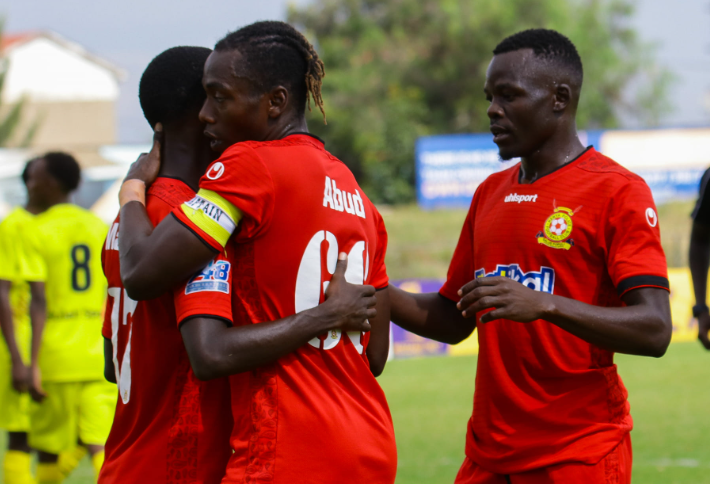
[99,46,232,484]
[0,157,43,484]
[21,152,114,484]
[689,167,710,350]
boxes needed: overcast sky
[2,0,710,143]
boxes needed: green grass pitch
[1,341,708,483]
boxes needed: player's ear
[267,86,289,119]
[553,84,571,113]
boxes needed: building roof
[1,31,126,81]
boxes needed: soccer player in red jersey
[114,22,397,483]
[391,29,672,484]
[99,46,234,484]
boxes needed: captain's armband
[180,189,242,248]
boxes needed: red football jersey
[172,133,397,484]
[100,177,233,484]
[439,148,669,475]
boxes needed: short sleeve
[368,207,389,290]
[439,199,477,302]
[171,144,275,251]
[174,250,234,327]
[603,178,669,296]
[691,167,710,225]
[18,222,47,282]
[0,221,15,281]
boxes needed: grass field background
[2,342,708,483]
[1,202,704,483]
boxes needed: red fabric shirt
[439,148,669,474]
[172,134,397,484]
[99,178,233,484]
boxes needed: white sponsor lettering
[323,176,366,218]
[504,193,538,203]
[105,222,120,251]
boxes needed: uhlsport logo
[185,259,231,295]
[536,200,582,251]
[504,193,538,203]
[475,264,555,294]
[206,162,225,180]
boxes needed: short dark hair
[43,152,81,193]
[21,156,40,186]
[139,46,212,128]
[493,29,583,84]
[215,21,326,122]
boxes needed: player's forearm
[183,304,356,380]
[390,286,475,344]
[119,202,218,300]
[0,282,23,364]
[118,201,161,298]
[366,288,391,377]
[540,288,671,357]
[689,223,710,306]
[28,282,46,367]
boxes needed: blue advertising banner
[416,131,603,209]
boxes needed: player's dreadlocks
[215,21,327,123]
[43,152,81,193]
[494,29,583,87]
[139,46,212,128]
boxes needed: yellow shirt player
[0,170,42,484]
[21,153,115,484]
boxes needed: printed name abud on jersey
[323,176,366,218]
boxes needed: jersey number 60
[295,230,368,353]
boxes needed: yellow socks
[91,450,105,480]
[4,450,35,484]
[58,446,87,477]
[36,462,62,484]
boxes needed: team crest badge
[536,200,582,250]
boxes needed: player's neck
[265,114,309,141]
[519,124,585,184]
[159,129,214,192]
[38,194,70,212]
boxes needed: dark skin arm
[28,281,47,402]
[689,220,710,349]
[119,202,213,300]
[180,254,376,380]
[118,131,215,300]
[104,338,116,384]
[458,277,672,357]
[0,280,29,392]
[389,285,476,345]
[366,287,390,377]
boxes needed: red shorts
[455,434,632,484]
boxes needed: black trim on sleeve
[178,314,233,329]
[616,275,669,296]
[375,284,389,291]
[170,212,220,254]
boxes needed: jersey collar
[515,146,594,185]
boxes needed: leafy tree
[289,0,672,204]
[0,19,39,147]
